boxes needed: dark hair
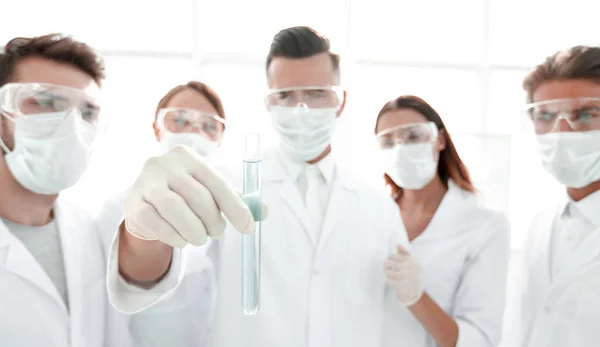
[266,26,340,75]
[155,81,226,121]
[0,33,105,87]
[374,95,475,197]
[523,45,600,102]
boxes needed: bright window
[489,0,600,66]
[351,0,485,64]
[0,0,579,246]
[0,0,194,53]
[348,65,483,134]
[195,0,347,57]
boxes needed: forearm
[118,222,174,285]
[409,292,459,347]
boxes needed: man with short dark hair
[0,33,193,347]
[510,45,600,347]
[110,26,411,347]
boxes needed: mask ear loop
[428,123,441,162]
[0,110,14,154]
[0,137,9,154]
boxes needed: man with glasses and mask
[0,34,210,347]
[508,45,600,347]
[109,26,410,347]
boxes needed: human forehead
[267,53,338,89]
[11,57,101,98]
[532,79,600,103]
[377,109,428,132]
[166,88,219,115]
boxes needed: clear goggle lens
[376,122,438,149]
[156,107,226,142]
[265,86,344,110]
[0,82,102,128]
[524,97,600,133]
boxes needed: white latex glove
[384,244,424,307]
[124,145,267,247]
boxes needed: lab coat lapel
[0,215,67,313]
[528,207,558,294]
[555,225,600,285]
[316,167,357,255]
[263,149,315,245]
[278,180,315,244]
[54,198,106,347]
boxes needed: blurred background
[1,0,595,253]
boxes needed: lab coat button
[312,269,319,275]
[544,306,551,313]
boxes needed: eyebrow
[576,104,600,110]
[35,90,66,100]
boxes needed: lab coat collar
[408,179,476,245]
[447,179,475,204]
[0,196,106,345]
[263,146,361,247]
[0,199,69,313]
[549,190,600,289]
[272,145,335,183]
[568,189,600,227]
[264,146,358,191]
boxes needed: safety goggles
[524,97,600,134]
[265,86,344,110]
[156,107,226,142]
[375,122,438,149]
[0,82,102,128]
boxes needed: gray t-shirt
[2,218,69,308]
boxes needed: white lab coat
[382,180,510,347]
[0,195,200,346]
[211,149,411,347]
[111,148,411,347]
[513,201,600,347]
[0,197,131,347]
[99,189,217,347]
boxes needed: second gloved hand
[384,245,424,307]
[124,145,267,248]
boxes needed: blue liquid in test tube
[241,133,262,315]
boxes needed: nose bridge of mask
[294,102,310,113]
[161,131,218,156]
[17,109,81,136]
[385,141,439,189]
[549,112,575,132]
[3,108,96,195]
[536,130,600,188]
[396,142,435,162]
[187,121,203,133]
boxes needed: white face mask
[0,109,97,195]
[270,106,337,162]
[160,132,218,158]
[381,142,439,190]
[536,130,600,188]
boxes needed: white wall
[1,0,595,302]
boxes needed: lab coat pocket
[344,242,387,303]
[568,288,600,346]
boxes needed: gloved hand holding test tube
[241,133,263,315]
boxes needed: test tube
[241,133,262,315]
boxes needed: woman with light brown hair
[96,80,229,347]
[153,81,227,158]
[375,95,510,347]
